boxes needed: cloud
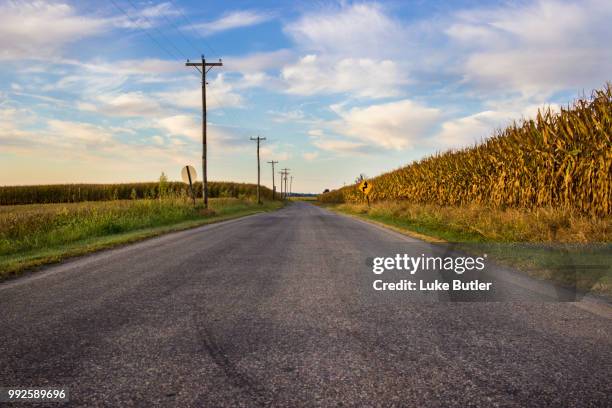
[268,109,305,123]
[80,92,164,117]
[279,3,411,99]
[281,55,406,98]
[46,119,114,146]
[190,10,273,36]
[0,108,38,147]
[446,0,612,96]
[435,110,513,149]
[1,113,126,155]
[435,102,561,149]
[140,2,178,19]
[112,1,181,29]
[330,100,441,150]
[80,58,181,76]
[155,74,243,110]
[462,49,611,97]
[260,146,291,161]
[224,49,294,73]
[312,138,369,155]
[302,152,319,161]
[0,113,201,184]
[156,115,199,140]
[285,3,406,58]
[155,115,248,149]
[0,1,108,60]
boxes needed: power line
[166,0,220,58]
[157,6,203,56]
[108,0,183,61]
[123,0,189,60]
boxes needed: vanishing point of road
[1,202,610,407]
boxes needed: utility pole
[281,168,290,200]
[290,176,293,198]
[250,136,266,204]
[267,160,278,200]
[185,55,222,208]
[278,171,284,198]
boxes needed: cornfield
[0,181,273,205]
[320,84,612,217]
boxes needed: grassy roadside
[0,198,283,281]
[319,201,611,296]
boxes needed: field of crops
[0,181,273,205]
[320,85,612,217]
[0,197,282,279]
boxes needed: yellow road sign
[358,180,372,196]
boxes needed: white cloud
[155,115,247,150]
[156,115,199,140]
[330,100,441,150]
[277,3,413,99]
[224,49,294,73]
[0,113,200,184]
[435,102,561,149]
[80,58,181,76]
[463,49,611,97]
[282,55,406,98]
[0,1,108,60]
[81,92,164,117]
[151,135,165,146]
[260,146,291,161]
[268,109,305,123]
[446,0,612,96]
[113,1,180,29]
[140,2,178,19]
[47,119,114,145]
[436,110,513,149]
[312,138,369,155]
[303,152,319,161]
[190,10,273,36]
[156,74,243,110]
[285,3,406,58]
[0,108,38,147]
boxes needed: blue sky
[1,0,610,193]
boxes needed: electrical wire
[165,0,220,58]
[108,0,183,61]
[157,3,204,56]
[123,0,189,60]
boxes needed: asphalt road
[1,202,611,407]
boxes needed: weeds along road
[0,202,610,407]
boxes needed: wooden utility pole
[267,160,278,200]
[185,55,222,208]
[250,136,266,204]
[278,171,284,198]
[290,176,293,198]
[281,168,290,199]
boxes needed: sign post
[181,165,197,206]
[358,179,373,207]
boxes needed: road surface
[1,202,611,407]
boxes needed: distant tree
[158,172,169,199]
[323,189,330,193]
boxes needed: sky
[0,0,610,193]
